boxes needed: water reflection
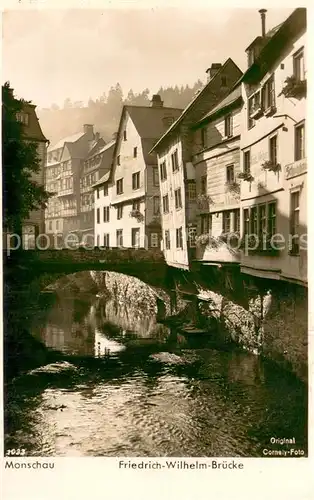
[6,290,307,458]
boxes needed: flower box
[238,172,254,182]
[261,161,281,173]
[129,209,144,223]
[279,76,307,99]
[250,107,263,119]
[225,181,240,195]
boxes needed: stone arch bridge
[4,248,170,291]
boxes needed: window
[165,230,171,250]
[222,211,231,233]
[97,188,100,199]
[188,227,197,248]
[269,135,277,165]
[243,208,250,236]
[103,233,110,247]
[175,188,182,209]
[132,200,140,211]
[243,150,251,175]
[116,178,123,195]
[150,233,159,248]
[133,147,137,158]
[201,214,212,235]
[248,96,255,129]
[268,202,276,238]
[131,228,140,248]
[117,155,121,166]
[293,48,305,81]
[163,195,169,214]
[117,204,123,220]
[103,206,110,222]
[221,76,227,86]
[226,165,235,184]
[187,182,196,201]
[16,112,29,125]
[295,122,305,160]
[258,204,267,242]
[250,206,258,235]
[290,191,300,254]
[116,229,123,247]
[153,196,160,215]
[171,150,179,172]
[103,184,108,196]
[49,221,52,231]
[56,220,59,230]
[201,127,207,148]
[201,175,207,194]
[153,167,159,186]
[234,209,240,233]
[123,131,127,141]
[96,235,100,247]
[262,75,275,111]
[176,227,183,249]
[132,172,140,190]
[160,162,167,181]
[97,208,100,224]
[224,114,233,138]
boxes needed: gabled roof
[126,105,183,140]
[239,8,306,84]
[21,102,47,143]
[48,131,85,152]
[85,138,107,160]
[150,58,242,153]
[107,104,184,182]
[196,85,242,126]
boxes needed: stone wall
[175,267,308,382]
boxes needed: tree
[2,82,50,234]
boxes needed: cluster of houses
[21,8,307,289]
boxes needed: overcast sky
[2,7,294,109]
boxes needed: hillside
[37,81,204,147]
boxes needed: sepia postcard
[1,1,312,499]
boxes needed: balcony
[285,158,307,180]
[195,234,240,265]
[81,205,93,213]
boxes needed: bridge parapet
[5,248,165,264]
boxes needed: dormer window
[123,131,127,141]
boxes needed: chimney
[205,63,222,82]
[95,132,100,142]
[259,9,267,37]
[150,94,164,108]
[83,124,94,140]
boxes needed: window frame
[224,114,233,138]
[116,178,124,195]
[132,171,140,190]
[294,121,305,161]
[226,164,235,184]
[117,204,123,220]
[174,188,182,209]
[163,194,169,214]
[293,47,305,81]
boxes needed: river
[4,278,307,458]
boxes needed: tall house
[191,85,243,266]
[151,59,243,270]
[17,102,48,248]
[239,8,307,286]
[79,138,115,245]
[45,124,101,246]
[93,96,182,249]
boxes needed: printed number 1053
[6,449,26,456]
